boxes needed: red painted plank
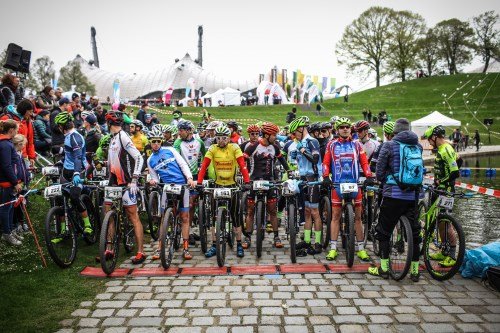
[180,266,228,275]
[280,264,327,274]
[231,265,277,275]
[131,267,179,277]
[327,263,371,273]
[80,267,130,278]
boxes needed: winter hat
[85,114,97,125]
[393,118,410,134]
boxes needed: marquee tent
[410,111,461,138]
[203,87,241,106]
[256,81,290,105]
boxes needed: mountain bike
[44,183,98,268]
[419,185,471,281]
[319,182,332,249]
[281,179,300,263]
[197,180,213,253]
[159,184,190,269]
[99,186,135,275]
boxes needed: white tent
[256,81,291,105]
[205,87,241,106]
[411,111,461,138]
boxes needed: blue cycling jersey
[296,134,322,178]
[63,129,88,173]
[147,147,192,184]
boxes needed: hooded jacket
[0,135,19,188]
[0,111,36,160]
[376,130,422,201]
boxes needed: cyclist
[197,125,251,258]
[93,134,111,172]
[174,120,206,245]
[205,121,224,147]
[52,112,93,239]
[370,121,395,172]
[147,127,197,260]
[289,116,323,256]
[322,117,372,262]
[318,122,333,158]
[242,122,290,249]
[129,119,148,153]
[354,120,380,163]
[105,110,146,264]
[227,121,244,145]
[329,116,340,139]
[240,124,261,171]
[161,124,175,147]
[423,125,460,268]
[370,118,423,281]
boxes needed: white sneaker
[2,233,22,246]
[12,230,24,241]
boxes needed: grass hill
[143,72,500,144]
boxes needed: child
[12,134,30,238]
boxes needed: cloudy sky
[1,0,498,90]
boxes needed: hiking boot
[151,249,160,261]
[205,245,217,258]
[357,249,370,261]
[183,249,193,260]
[367,266,390,279]
[326,249,338,261]
[237,243,244,258]
[439,256,456,267]
[2,233,21,246]
[188,234,196,246]
[131,252,146,265]
[429,251,446,261]
[242,236,251,249]
[273,237,284,248]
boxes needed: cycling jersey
[173,137,206,176]
[283,139,298,168]
[108,130,144,185]
[63,129,88,174]
[359,138,380,162]
[147,147,192,185]
[323,137,372,183]
[296,134,322,179]
[197,143,250,186]
[244,139,288,180]
[230,132,244,145]
[434,142,459,189]
[131,133,148,152]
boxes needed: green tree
[416,28,440,77]
[32,56,55,91]
[434,19,474,74]
[58,61,95,94]
[386,10,426,81]
[336,6,394,87]
[472,11,500,73]
[0,49,7,77]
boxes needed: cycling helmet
[354,120,370,132]
[206,120,222,130]
[308,122,321,133]
[177,120,192,130]
[54,112,74,125]
[330,116,339,124]
[226,121,238,129]
[300,116,310,125]
[247,124,260,133]
[148,127,163,140]
[81,111,93,120]
[105,110,124,125]
[289,117,308,132]
[197,122,207,131]
[321,122,332,129]
[383,121,395,135]
[424,125,446,139]
[131,119,144,128]
[261,122,280,135]
[215,125,231,136]
[188,121,196,131]
[151,124,163,132]
[334,117,351,130]
[368,128,377,137]
[99,134,111,147]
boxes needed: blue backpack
[387,141,424,190]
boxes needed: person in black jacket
[136,103,147,125]
[33,110,52,155]
[50,97,70,155]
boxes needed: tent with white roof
[411,111,461,138]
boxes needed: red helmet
[261,122,280,135]
[354,120,370,132]
[105,110,124,125]
[247,124,260,133]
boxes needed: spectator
[88,96,99,110]
[83,114,101,155]
[33,110,52,156]
[144,114,154,131]
[94,105,107,132]
[50,97,70,152]
[171,110,183,126]
[0,73,18,108]
[473,130,480,151]
[36,86,55,111]
[54,87,63,102]
[80,92,88,109]
[70,93,82,113]
[136,103,147,125]
[13,134,29,235]
[150,112,160,125]
[452,128,462,151]
[367,110,372,123]
[0,119,22,246]
[362,109,368,121]
[286,107,297,124]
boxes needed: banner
[282,69,287,91]
[292,71,297,87]
[113,79,120,103]
[322,77,328,91]
[297,69,304,86]
[313,75,318,86]
[259,74,264,83]
[165,87,173,105]
[330,78,336,93]
[271,68,277,83]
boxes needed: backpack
[387,140,424,190]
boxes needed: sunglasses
[249,132,259,136]
[338,125,350,130]
[321,129,329,133]
[217,136,229,141]
[151,140,162,144]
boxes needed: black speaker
[484,118,493,126]
[18,50,31,73]
[3,43,22,71]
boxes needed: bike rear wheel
[389,216,413,281]
[160,207,176,269]
[255,200,265,258]
[423,213,465,281]
[122,214,135,253]
[288,202,297,263]
[343,203,355,267]
[99,210,120,275]
[45,206,77,268]
[216,207,227,267]
[147,190,161,241]
[320,195,331,249]
[198,197,208,253]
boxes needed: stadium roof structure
[75,53,259,100]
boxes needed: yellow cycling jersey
[204,143,243,186]
[131,133,149,153]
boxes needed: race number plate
[105,187,122,199]
[214,188,232,199]
[202,180,211,187]
[42,166,59,176]
[93,167,107,177]
[340,183,358,194]
[282,180,296,196]
[99,180,109,187]
[437,195,454,209]
[253,180,269,190]
[163,184,182,195]
[44,184,62,198]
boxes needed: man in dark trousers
[473,130,480,151]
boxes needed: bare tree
[336,6,394,87]
[472,11,500,73]
[434,19,474,74]
[416,29,440,76]
[386,10,426,81]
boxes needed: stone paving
[57,230,500,333]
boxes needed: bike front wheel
[216,207,227,267]
[45,206,77,268]
[288,202,297,264]
[343,203,355,267]
[160,207,176,269]
[147,190,161,241]
[99,210,120,275]
[198,197,208,253]
[255,200,265,258]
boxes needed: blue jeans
[0,187,15,234]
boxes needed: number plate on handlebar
[105,187,122,199]
[202,180,211,187]
[99,180,109,186]
[93,167,107,177]
[437,195,454,209]
[214,188,232,199]
[253,181,269,190]
[44,184,62,198]
[282,180,297,196]
[340,183,358,194]
[163,184,182,195]
[42,166,59,176]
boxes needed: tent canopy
[411,111,461,137]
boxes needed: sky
[1,0,498,91]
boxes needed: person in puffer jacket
[370,118,423,282]
[33,110,52,155]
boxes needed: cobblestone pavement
[58,231,500,333]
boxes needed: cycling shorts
[246,188,278,203]
[331,187,362,207]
